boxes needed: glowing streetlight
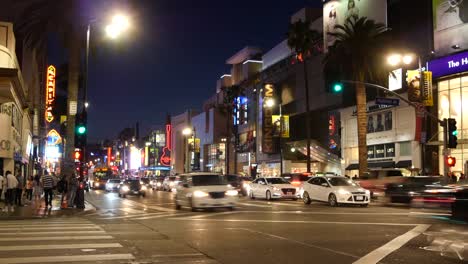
[182,128,193,136]
[105,14,130,39]
[264,98,275,108]
[387,54,401,66]
[291,147,296,153]
[402,54,414,65]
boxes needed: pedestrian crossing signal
[446,156,456,167]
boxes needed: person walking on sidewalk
[25,176,33,201]
[0,169,4,203]
[67,175,78,208]
[32,175,43,208]
[57,175,68,208]
[42,173,55,208]
[3,171,18,212]
[15,173,24,206]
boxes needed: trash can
[451,188,468,221]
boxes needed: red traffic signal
[74,150,82,161]
[446,156,456,167]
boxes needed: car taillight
[291,181,301,186]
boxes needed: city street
[0,189,465,264]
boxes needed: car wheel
[302,192,312,204]
[142,193,146,198]
[328,194,338,207]
[266,191,272,201]
[249,191,255,200]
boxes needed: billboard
[323,0,387,51]
[272,115,290,138]
[433,0,468,55]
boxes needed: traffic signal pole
[340,80,449,177]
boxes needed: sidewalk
[0,194,96,220]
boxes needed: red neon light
[160,124,172,166]
[107,147,112,166]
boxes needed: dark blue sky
[51,0,322,142]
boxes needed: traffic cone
[61,197,68,209]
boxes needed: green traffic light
[452,130,458,136]
[333,83,343,93]
[77,126,86,134]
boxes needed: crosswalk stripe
[0,235,113,241]
[0,226,102,231]
[0,253,134,263]
[0,224,98,228]
[120,208,145,214]
[237,202,272,208]
[2,230,106,235]
[0,243,122,251]
[98,212,168,220]
[132,212,195,220]
[181,211,238,219]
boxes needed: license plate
[287,192,292,195]
[355,196,364,201]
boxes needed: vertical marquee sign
[45,65,56,123]
[262,84,275,154]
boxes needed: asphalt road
[0,188,466,264]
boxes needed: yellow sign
[188,138,201,152]
[406,70,421,102]
[45,65,56,123]
[272,115,290,138]
[422,71,433,106]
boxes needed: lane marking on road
[179,211,239,220]
[0,227,103,231]
[0,224,98,228]
[270,202,303,207]
[233,210,449,216]
[237,202,272,208]
[2,230,107,235]
[353,224,431,264]
[151,253,205,258]
[121,200,176,212]
[120,208,146,214]
[132,212,195,220]
[0,253,134,263]
[0,235,114,241]
[170,218,420,226]
[98,212,168,220]
[0,243,123,251]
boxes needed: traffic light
[447,118,458,148]
[74,149,82,161]
[75,110,87,148]
[446,156,456,167]
[332,82,344,93]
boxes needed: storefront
[428,50,468,174]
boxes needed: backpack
[57,179,67,193]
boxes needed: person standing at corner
[68,174,78,208]
[32,175,43,208]
[15,173,24,207]
[25,176,33,202]
[42,173,55,208]
[4,171,18,212]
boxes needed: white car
[248,177,300,200]
[174,173,238,211]
[105,179,121,192]
[302,176,370,207]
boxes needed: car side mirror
[321,183,329,187]
[182,183,189,188]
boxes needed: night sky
[49,0,322,142]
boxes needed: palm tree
[13,0,88,176]
[220,85,245,174]
[287,20,322,173]
[324,16,388,176]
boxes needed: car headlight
[156,182,162,187]
[226,190,238,196]
[338,189,351,195]
[141,186,147,191]
[365,190,370,195]
[95,182,100,187]
[193,190,209,198]
[272,186,280,191]
[122,186,129,192]
[169,182,175,187]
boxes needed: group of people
[0,169,82,213]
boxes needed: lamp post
[264,98,283,176]
[182,127,192,173]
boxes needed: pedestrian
[26,176,33,201]
[4,171,18,212]
[68,175,78,208]
[15,173,24,206]
[42,173,55,208]
[0,169,4,203]
[57,175,68,208]
[32,175,43,208]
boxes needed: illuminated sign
[45,65,56,123]
[45,129,62,160]
[272,115,290,138]
[328,112,340,151]
[262,84,275,154]
[46,129,62,146]
[160,124,172,166]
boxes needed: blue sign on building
[428,51,468,78]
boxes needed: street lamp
[265,98,283,176]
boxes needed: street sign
[375,97,400,106]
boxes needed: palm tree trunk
[64,31,81,176]
[355,75,368,176]
[303,60,311,173]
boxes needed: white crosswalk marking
[0,218,134,264]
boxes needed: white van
[174,173,238,211]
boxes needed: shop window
[438,80,448,91]
[399,142,411,156]
[367,111,392,133]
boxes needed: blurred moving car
[105,179,121,192]
[282,173,311,190]
[226,175,252,196]
[248,177,299,200]
[162,176,178,191]
[140,178,151,188]
[151,176,166,190]
[384,176,444,203]
[357,170,405,198]
[302,176,370,207]
[118,179,147,198]
[175,173,238,211]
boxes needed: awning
[345,164,359,170]
[368,161,395,168]
[395,160,412,168]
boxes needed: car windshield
[327,177,356,187]
[266,178,290,184]
[126,180,140,187]
[293,175,310,181]
[192,175,227,186]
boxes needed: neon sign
[160,124,172,166]
[45,65,56,123]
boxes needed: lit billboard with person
[433,0,468,55]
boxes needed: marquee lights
[45,65,56,123]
